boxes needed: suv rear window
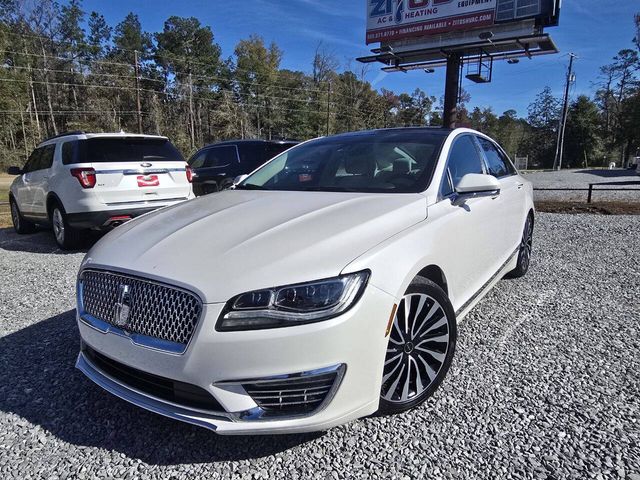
[67,138,184,164]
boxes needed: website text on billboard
[366,0,559,44]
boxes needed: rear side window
[264,143,294,161]
[79,138,184,163]
[188,150,207,168]
[204,146,238,168]
[477,137,514,178]
[441,135,484,197]
[62,141,78,165]
[238,144,266,170]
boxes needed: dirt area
[535,200,640,215]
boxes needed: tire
[378,277,457,415]
[219,179,234,191]
[9,198,37,234]
[505,213,534,279]
[50,203,83,250]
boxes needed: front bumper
[76,285,395,435]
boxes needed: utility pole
[326,81,331,136]
[134,50,143,134]
[188,71,195,149]
[553,53,577,171]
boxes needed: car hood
[83,190,427,303]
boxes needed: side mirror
[454,174,500,203]
[7,166,22,175]
[233,174,249,186]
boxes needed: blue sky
[82,0,638,117]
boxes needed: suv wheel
[378,277,457,415]
[10,198,37,234]
[50,204,82,250]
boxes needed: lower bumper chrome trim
[76,349,346,429]
[76,351,228,431]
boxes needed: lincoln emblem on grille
[113,284,131,329]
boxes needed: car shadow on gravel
[0,228,97,254]
[0,310,321,463]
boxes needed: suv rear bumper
[67,206,160,229]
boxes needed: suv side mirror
[7,166,22,175]
[233,174,249,186]
[454,174,500,203]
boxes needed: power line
[0,75,336,105]
[1,49,342,97]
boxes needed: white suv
[7,132,194,249]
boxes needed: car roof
[38,131,168,147]
[336,127,453,136]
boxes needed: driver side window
[23,148,42,173]
[440,135,484,197]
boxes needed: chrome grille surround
[78,269,202,354]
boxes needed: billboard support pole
[443,53,462,129]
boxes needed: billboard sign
[365,0,560,44]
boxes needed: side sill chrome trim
[455,246,519,317]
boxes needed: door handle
[517,183,524,190]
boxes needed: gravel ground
[524,169,640,203]
[1,214,639,479]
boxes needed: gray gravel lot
[525,169,640,203]
[1,214,639,479]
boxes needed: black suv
[188,140,298,196]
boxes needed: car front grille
[80,269,202,347]
[242,366,344,416]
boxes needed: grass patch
[0,174,10,203]
[0,174,10,227]
[535,200,640,215]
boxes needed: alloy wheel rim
[381,293,449,403]
[53,209,64,243]
[11,202,19,229]
[520,219,533,271]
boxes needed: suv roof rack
[42,130,85,142]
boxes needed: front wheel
[378,277,457,415]
[10,198,37,234]
[51,204,82,250]
[506,214,533,279]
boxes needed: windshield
[238,130,446,193]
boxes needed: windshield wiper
[298,186,359,192]
[235,183,267,190]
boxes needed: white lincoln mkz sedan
[75,127,534,435]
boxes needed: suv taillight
[186,166,194,183]
[71,168,96,188]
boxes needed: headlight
[216,271,369,331]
